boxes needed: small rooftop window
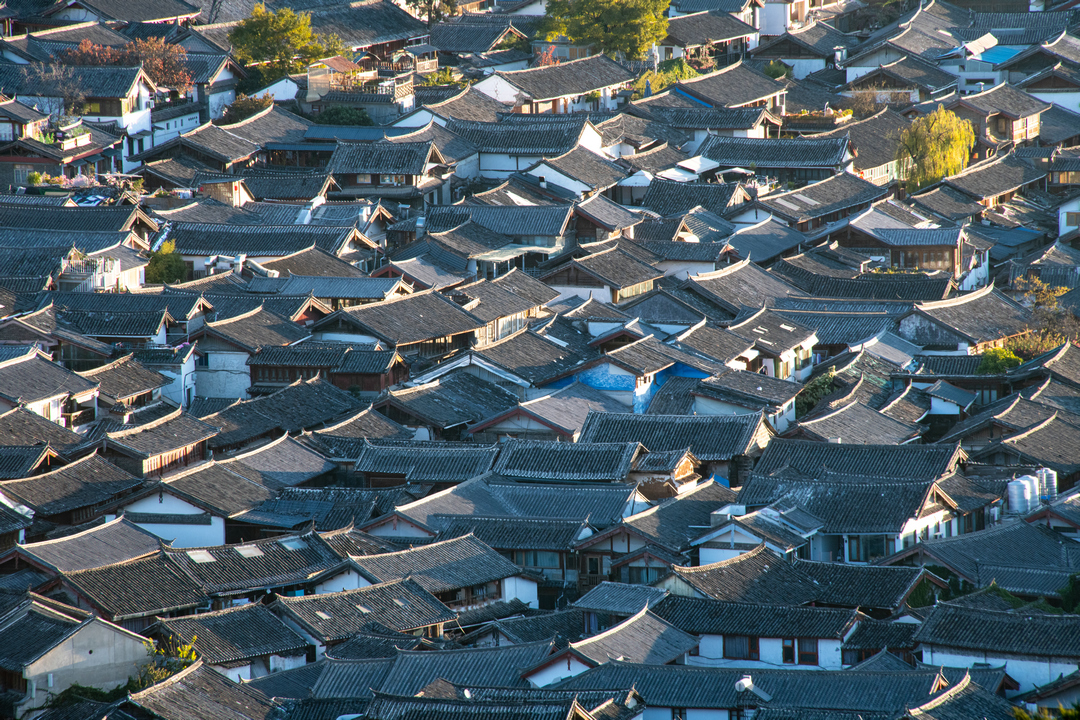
[186,549,216,563]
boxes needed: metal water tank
[1008,479,1030,514]
[1038,468,1059,504]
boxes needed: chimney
[538,175,548,189]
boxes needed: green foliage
[976,347,1021,375]
[1007,276,1078,360]
[542,0,670,59]
[795,368,835,417]
[44,683,129,709]
[763,60,789,79]
[228,3,346,79]
[1061,574,1080,613]
[221,93,274,124]
[130,637,198,691]
[419,68,463,87]
[631,58,698,98]
[145,240,188,285]
[896,106,975,191]
[314,105,373,125]
[1014,707,1080,719]
[406,0,458,26]
[26,172,42,185]
[905,578,936,608]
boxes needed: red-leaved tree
[62,39,193,94]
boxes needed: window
[723,635,759,661]
[798,638,819,665]
[628,566,663,584]
[356,173,372,184]
[587,557,600,575]
[195,353,209,367]
[783,638,796,664]
[512,550,560,568]
[12,164,33,184]
[84,101,102,114]
[1066,212,1080,227]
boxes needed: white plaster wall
[504,575,539,607]
[195,350,251,398]
[920,646,1079,694]
[313,567,369,594]
[526,655,592,687]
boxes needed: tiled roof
[155,602,310,666]
[530,146,629,191]
[0,351,97,405]
[492,439,640,482]
[665,545,819,605]
[445,117,588,156]
[570,607,698,665]
[16,517,161,573]
[652,595,860,638]
[63,551,209,619]
[693,369,802,409]
[944,151,1047,201]
[909,285,1030,345]
[76,354,169,402]
[106,408,218,458]
[350,534,523,594]
[642,179,743,218]
[0,453,142,517]
[572,581,668,614]
[161,222,356,257]
[423,204,573,237]
[333,289,486,346]
[915,602,1080,658]
[796,560,927,610]
[0,407,84,453]
[328,141,432,176]
[698,135,849,169]
[675,60,786,107]
[354,439,499,482]
[759,172,888,222]
[683,258,802,315]
[754,437,960,477]
[163,529,341,597]
[619,480,736,552]
[435,515,587,550]
[379,372,518,430]
[128,662,280,720]
[0,599,86,672]
[274,578,456,639]
[497,54,635,101]
[542,247,661,290]
[816,109,912,172]
[578,411,766,461]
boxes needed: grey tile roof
[754,437,960,477]
[161,222,356,257]
[0,453,142,517]
[943,150,1047,201]
[531,146,629,191]
[724,217,806,264]
[155,602,310,666]
[77,354,170,402]
[497,54,634,101]
[666,544,819,604]
[571,607,698,665]
[796,560,927,610]
[908,285,1030,345]
[379,372,518,430]
[815,110,913,172]
[492,439,640,482]
[542,247,661,290]
[794,401,921,445]
[653,595,860,638]
[484,608,585,647]
[350,534,523,593]
[849,55,958,93]
[578,411,767,462]
[0,599,86,672]
[274,578,456,640]
[759,172,889,223]
[63,551,210,619]
[915,602,1080,659]
[328,141,432,176]
[445,117,589,156]
[470,381,624,437]
[693,369,803,410]
[354,439,499,482]
[908,186,985,221]
[676,60,786,107]
[434,515,587,550]
[0,445,52,481]
[128,662,280,720]
[753,20,861,56]
[164,529,342,597]
[332,289,486,346]
[376,641,553,696]
[245,658,327,699]
[0,62,146,100]
[0,407,84,453]
[617,480,735,552]
[422,87,509,122]
[572,581,668,614]
[956,81,1051,120]
[698,135,849,169]
[106,409,218,458]
[842,618,920,651]
[682,258,802,315]
[429,21,518,53]
[642,179,743,218]
[16,517,160,573]
[423,204,573,237]
[0,350,98,405]
[324,623,427,659]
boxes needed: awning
[102,148,123,158]
[677,156,720,174]
[656,168,699,182]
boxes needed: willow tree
[895,106,975,191]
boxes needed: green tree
[976,347,1022,374]
[895,106,975,191]
[314,105,373,125]
[631,58,697,98]
[763,60,789,79]
[419,67,463,87]
[542,0,669,60]
[406,0,458,27]
[1006,276,1078,360]
[220,93,273,123]
[145,241,187,284]
[228,3,346,81]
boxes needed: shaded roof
[349,534,523,593]
[664,545,819,605]
[14,517,160,573]
[578,411,767,461]
[128,662,279,720]
[754,437,961,477]
[0,453,142,517]
[943,151,1048,201]
[331,290,485,346]
[569,607,698,665]
[759,172,889,222]
[492,439,640,482]
[915,602,1080,658]
[698,134,849,169]
[354,439,499,483]
[497,54,635,101]
[642,179,743,218]
[908,285,1030,345]
[155,602,310,666]
[652,595,860,638]
[676,60,787,107]
[573,581,668,615]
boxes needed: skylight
[186,549,216,563]
[236,545,264,558]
